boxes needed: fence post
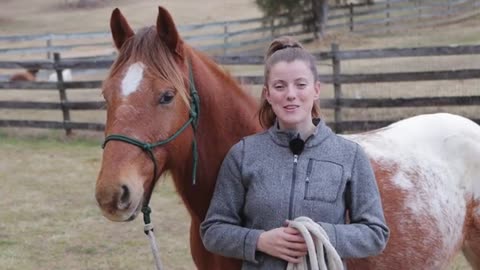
[349,4,354,32]
[53,52,72,136]
[312,0,319,39]
[270,18,276,38]
[46,34,52,60]
[386,0,391,33]
[223,23,229,56]
[331,43,342,133]
[418,1,422,22]
[447,0,451,17]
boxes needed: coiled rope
[286,216,344,270]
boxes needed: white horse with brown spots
[346,113,480,269]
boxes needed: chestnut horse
[9,69,38,82]
[96,7,480,270]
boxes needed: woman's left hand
[256,225,308,263]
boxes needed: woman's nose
[286,86,296,100]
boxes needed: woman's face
[265,60,320,130]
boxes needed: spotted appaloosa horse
[95,7,480,270]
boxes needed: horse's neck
[170,51,261,221]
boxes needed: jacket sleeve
[318,144,389,258]
[200,140,264,263]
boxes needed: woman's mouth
[284,105,299,112]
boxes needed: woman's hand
[256,225,308,263]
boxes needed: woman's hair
[258,36,321,128]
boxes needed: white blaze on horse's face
[121,62,145,96]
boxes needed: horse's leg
[190,218,242,270]
[463,200,480,270]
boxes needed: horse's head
[96,7,194,222]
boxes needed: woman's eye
[159,91,175,104]
[274,85,284,90]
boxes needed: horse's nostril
[120,185,130,206]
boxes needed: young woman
[200,36,389,269]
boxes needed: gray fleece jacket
[200,120,389,269]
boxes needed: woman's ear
[263,85,271,104]
[313,81,321,100]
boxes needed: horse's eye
[159,91,175,105]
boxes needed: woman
[200,36,389,269]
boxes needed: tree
[255,0,329,38]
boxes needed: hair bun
[265,36,303,60]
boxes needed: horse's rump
[346,113,480,269]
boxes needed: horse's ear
[110,8,134,50]
[156,6,184,58]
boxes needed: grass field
[0,0,479,269]
[0,132,473,270]
[0,133,194,270]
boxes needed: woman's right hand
[256,226,308,263]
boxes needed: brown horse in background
[9,69,38,82]
[96,6,480,270]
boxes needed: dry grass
[0,133,194,270]
[0,1,479,269]
[0,0,261,36]
[0,132,474,269]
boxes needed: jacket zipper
[304,159,313,199]
[288,154,299,220]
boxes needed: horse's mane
[194,50,250,93]
[108,26,189,108]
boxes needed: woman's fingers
[283,228,305,243]
[281,254,303,264]
[278,237,308,253]
[285,242,308,252]
[279,248,306,263]
[283,232,306,243]
[285,248,307,257]
[283,227,301,235]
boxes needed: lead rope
[142,206,163,270]
[141,60,199,270]
[286,217,344,270]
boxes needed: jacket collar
[267,118,333,148]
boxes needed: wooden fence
[0,44,479,134]
[0,0,479,59]
[328,0,480,34]
[0,13,314,59]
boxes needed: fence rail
[0,0,479,59]
[0,44,479,134]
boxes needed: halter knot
[189,110,197,119]
[142,144,153,151]
[142,205,152,225]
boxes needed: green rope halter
[101,60,200,228]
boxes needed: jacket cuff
[243,229,264,263]
[319,222,337,250]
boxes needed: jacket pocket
[304,159,344,203]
